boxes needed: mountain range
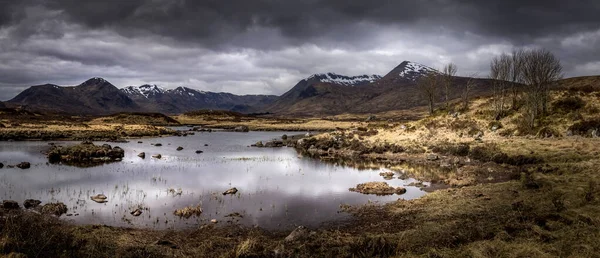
[4,61,495,116]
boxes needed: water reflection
[0,131,426,230]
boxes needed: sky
[0,0,599,100]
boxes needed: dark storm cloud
[0,0,599,100]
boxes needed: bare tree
[490,53,512,119]
[418,72,440,115]
[509,48,525,110]
[520,48,563,128]
[462,72,478,111]
[442,63,457,110]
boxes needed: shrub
[552,96,586,113]
[568,119,600,137]
[536,127,562,138]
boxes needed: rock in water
[195,150,203,154]
[130,209,143,217]
[91,194,108,203]
[41,203,68,216]
[234,126,249,132]
[152,154,162,159]
[138,152,145,158]
[223,187,238,195]
[16,162,31,169]
[23,199,42,209]
[176,146,184,151]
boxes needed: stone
[0,163,3,169]
[176,146,184,151]
[255,141,264,147]
[155,143,162,147]
[426,154,439,161]
[23,199,41,209]
[285,226,309,242]
[41,202,68,216]
[210,219,218,223]
[152,154,162,159]
[282,134,288,140]
[174,205,202,218]
[138,152,145,158]
[234,126,249,132]
[223,187,238,195]
[16,162,31,169]
[195,150,203,154]
[130,209,142,217]
[91,194,108,203]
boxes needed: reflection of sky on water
[0,131,426,230]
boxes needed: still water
[0,130,426,230]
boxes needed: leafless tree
[442,63,457,110]
[509,48,525,110]
[462,72,479,111]
[418,72,440,115]
[520,49,562,128]
[490,53,512,119]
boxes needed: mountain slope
[266,61,495,116]
[7,78,139,115]
[120,86,277,114]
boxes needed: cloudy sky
[0,0,599,100]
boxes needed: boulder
[195,150,203,154]
[234,126,249,132]
[176,146,184,151]
[90,194,108,203]
[138,152,146,158]
[16,162,31,169]
[155,143,162,147]
[210,219,218,223]
[173,205,202,218]
[23,199,41,209]
[41,202,68,216]
[2,200,20,209]
[130,208,142,217]
[282,134,288,140]
[223,187,238,195]
[152,154,162,159]
[0,162,3,169]
[426,154,439,161]
[254,141,264,147]
[285,226,309,242]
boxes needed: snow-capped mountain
[306,73,382,86]
[120,85,277,114]
[382,61,439,82]
[122,84,166,98]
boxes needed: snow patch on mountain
[122,84,166,98]
[307,73,381,86]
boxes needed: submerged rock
[223,187,238,195]
[23,199,42,209]
[91,194,108,203]
[130,208,143,217]
[379,172,395,180]
[174,205,202,218]
[349,182,407,196]
[16,162,31,169]
[41,202,68,216]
